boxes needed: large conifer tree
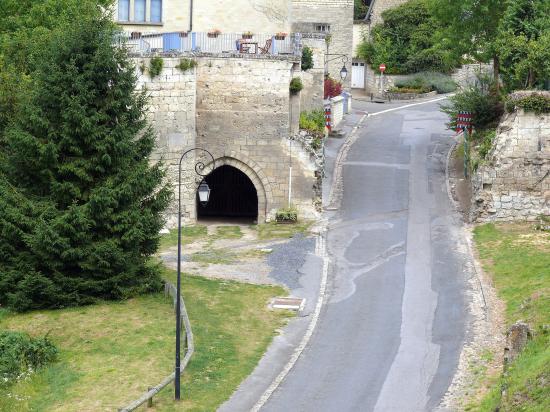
[0,5,170,311]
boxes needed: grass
[214,226,243,239]
[254,221,312,240]
[0,268,290,411]
[470,223,550,412]
[159,225,208,250]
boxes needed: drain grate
[270,297,305,311]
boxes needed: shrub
[301,46,313,71]
[395,72,456,94]
[440,74,503,130]
[390,86,431,94]
[299,109,325,136]
[176,58,197,72]
[475,129,497,159]
[289,77,303,94]
[149,56,163,79]
[356,0,460,74]
[0,331,58,387]
[276,207,298,223]
[324,77,342,99]
[505,93,550,114]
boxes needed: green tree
[427,0,505,86]
[496,0,550,90]
[357,0,459,74]
[0,5,170,311]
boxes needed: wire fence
[118,31,301,56]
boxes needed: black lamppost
[324,54,349,81]
[175,148,215,400]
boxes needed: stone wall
[298,36,326,111]
[368,0,409,27]
[472,105,550,222]
[292,0,354,88]
[352,22,369,57]
[134,57,197,227]
[195,55,320,221]
[451,62,493,89]
[115,0,291,34]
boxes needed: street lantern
[175,148,214,401]
[197,181,211,206]
[340,64,348,81]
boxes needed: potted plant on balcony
[275,32,287,40]
[130,31,142,40]
[242,31,254,39]
[207,29,221,38]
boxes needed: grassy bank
[471,223,549,411]
[0,270,289,411]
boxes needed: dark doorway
[197,165,258,220]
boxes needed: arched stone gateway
[196,157,271,222]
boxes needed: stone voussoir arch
[203,153,273,222]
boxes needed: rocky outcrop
[471,100,550,222]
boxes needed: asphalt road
[262,100,469,412]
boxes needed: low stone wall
[472,106,550,222]
[329,95,344,128]
[387,90,437,100]
[451,63,492,89]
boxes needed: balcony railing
[118,31,302,57]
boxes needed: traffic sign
[379,64,386,72]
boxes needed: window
[118,0,130,21]
[315,24,330,32]
[151,0,162,23]
[134,0,146,22]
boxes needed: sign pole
[463,126,469,179]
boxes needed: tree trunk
[493,54,500,92]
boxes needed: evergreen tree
[0,6,170,311]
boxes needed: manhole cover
[270,297,305,311]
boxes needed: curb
[251,224,330,411]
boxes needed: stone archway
[197,156,271,222]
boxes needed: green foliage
[428,0,504,67]
[441,74,503,130]
[175,58,197,73]
[301,46,314,71]
[505,93,550,114]
[496,0,550,91]
[149,56,164,79]
[0,6,170,311]
[357,0,460,74]
[475,129,496,159]
[275,207,298,223]
[289,77,303,94]
[390,86,431,94]
[472,224,550,411]
[395,72,457,94]
[299,110,325,136]
[0,331,58,387]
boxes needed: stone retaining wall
[134,54,321,226]
[472,106,550,222]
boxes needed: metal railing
[118,31,301,56]
[118,282,194,412]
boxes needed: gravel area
[267,233,315,289]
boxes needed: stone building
[472,93,550,222]
[291,0,354,88]
[350,0,409,90]
[114,0,351,226]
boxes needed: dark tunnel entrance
[197,165,259,221]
